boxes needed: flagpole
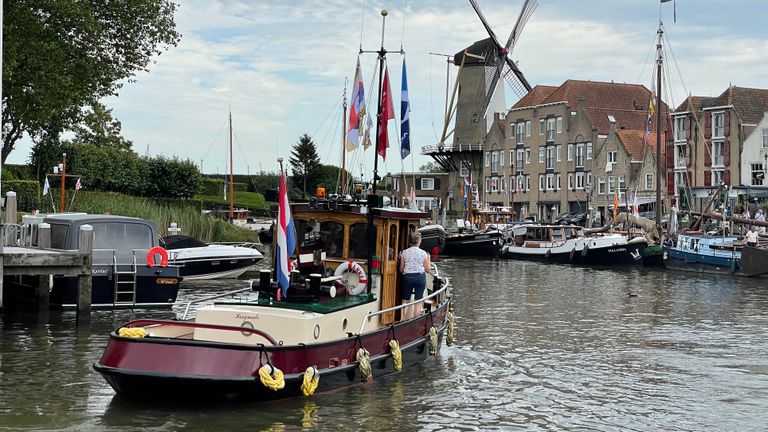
[60,153,67,213]
[655,22,663,228]
[341,83,347,196]
[371,10,388,195]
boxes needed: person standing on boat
[746,226,759,247]
[756,209,766,234]
[399,231,431,319]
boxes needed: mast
[60,153,67,212]
[371,10,388,195]
[341,85,347,196]
[228,110,234,223]
[655,23,663,228]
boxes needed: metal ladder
[113,252,138,306]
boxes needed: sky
[7,0,768,178]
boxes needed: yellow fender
[258,364,285,391]
[301,366,320,396]
[118,327,146,338]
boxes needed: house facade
[740,112,768,189]
[382,172,449,220]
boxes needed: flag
[75,178,82,190]
[633,188,640,217]
[276,171,297,298]
[613,191,619,223]
[347,57,366,151]
[645,79,656,146]
[409,186,416,210]
[363,113,373,149]
[400,59,411,159]
[224,181,228,200]
[43,178,50,196]
[377,65,395,160]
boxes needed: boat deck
[215,293,377,314]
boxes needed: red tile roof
[676,87,768,125]
[616,130,666,161]
[513,80,670,135]
[513,85,558,107]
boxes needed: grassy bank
[195,191,268,210]
[70,191,258,243]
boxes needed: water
[2,258,768,431]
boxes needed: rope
[258,364,285,391]
[117,327,146,338]
[300,366,320,396]
[389,339,403,371]
[428,326,438,356]
[446,310,455,346]
[356,347,372,382]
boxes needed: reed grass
[69,191,259,243]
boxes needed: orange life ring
[146,246,169,268]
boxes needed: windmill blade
[504,0,537,52]
[468,0,504,49]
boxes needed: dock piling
[38,223,51,249]
[76,225,93,324]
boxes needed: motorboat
[664,232,751,275]
[162,235,263,280]
[418,224,446,255]
[93,196,453,402]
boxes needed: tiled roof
[616,130,666,161]
[513,79,669,135]
[678,87,768,124]
[513,85,558,107]
[674,96,706,117]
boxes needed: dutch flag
[276,171,296,298]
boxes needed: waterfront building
[382,171,449,221]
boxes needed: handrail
[356,275,451,335]
[180,285,254,320]
[121,319,278,346]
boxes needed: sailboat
[93,9,454,402]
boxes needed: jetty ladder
[112,252,138,306]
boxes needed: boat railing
[356,269,451,335]
[180,285,254,320]
[119,319,278,345]
[212,241,262,249]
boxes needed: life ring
[146,246,169,268]
[334,260,367,295]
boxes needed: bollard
[38,223,51,249]
[4,192,17,245]
[76,224,93,324]
[258,269,271,292]
[310,273,321,301]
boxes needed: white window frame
[576,144,585,168]
[415,197,434,211]
[712,112,725,139]
[460,161,470,177]
[516,149,524,170]
[568,173,574,190]
[526,120,532,137]
[539,174,544,190]
[751,163,765,186]
[763,128,768,148]
[607,176,616,194]
[575,172,585,190]
[516,174,524,192]
[675,143,688,168]
[538,147,544,164]
[500,176,506,192]
[546,174,554,191]
[586,142,592,160]
[557,174,561,191]
[674,116,687,141]
[491,151,499,173]
[711,169,723,187]
[485,177,490,193]
[516,123,526,144]
[421,177,435,190]
[608,151,617,164]
[645,173,653,190]
[546,146,555,169]
[499,150,504,166]
[712,141,724,167]
[491,177,499,193]
[556,116,563,133]
[556,145,562,162]
[598,176,606,195]
[567,144,574,161]
[526,175,531,191]
[586,172,592,189]
[546,118,556,141]
[526,149,531,164]
[485,151,490,167]
[674,171,686,193]
[618,176,625,194]
[539,119,545,135]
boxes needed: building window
[516,149,524,170]
[526,175,531,191]
[421,177,435,190]
[751,163,765,186]
[598,176,606,195]
[510,150,515,168]
[556,116,563,133]
[485,151,490,167]
[763,128,768,148]
[712,112,725,138]
[491,177,499,193]
[526,120,532,137]
[516,174,524,191]
[415,197,435,211]
[576,144,585,168]
[618,176,625,193]
[499,150,504,166]
[567,143,574,161]
[712,141,724,166]
[539,174,544,191]
[526,149,531,164]
[711,170,723,187]
[516,122,526,144]
[675,171,687,193]
[645,173,653,190]
[608,151,617,164]
[500,176,506,192]
[539,118,545,135]
[556,145,562,162]
[674,116,687,141]
[586,172,592,189]
[460,161,470,177]
[607,176,616,194]
[546,118,556,141]
[568,173,574,190]
[538,147,544,163]
[586,142,592,160]
[491,151,499,173]
[575,172,585,190]
[485,177,490,193]
[546,174,554,191]
[546,147,555,169]
[557,174,561,190]
[675,143,688,168]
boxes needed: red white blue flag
[377,65,395,161]
[346,57,365,151]
[400,58,411,159]
[276,171,296,297]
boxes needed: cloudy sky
[8,0,767,178]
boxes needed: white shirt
[746,230,759,243]
[400,246,428,274]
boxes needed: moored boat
[163,235,263,280]
[93,196,453,402]
[418,224,446,255]
[663,232,745,275]
[443,228,503,257]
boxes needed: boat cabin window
[388,225,398,259]
[528,228,548,241]
[296,219,322,250]
[92,222,153,251]
[551,228,565,241]
[319,221,344,257]
[49,224,69,249]
[348,223,368,259]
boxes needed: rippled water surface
[2,258,768,431]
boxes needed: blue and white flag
[42,177,50,196]
[400,59,411,159]
[276,171,296,299]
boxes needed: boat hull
[93,305,448,402]
[741,245,768,277]
[170,255,262,280]
[663,247,740,275]
[443,232,502,257]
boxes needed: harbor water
[1,257,768,431]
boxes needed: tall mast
[655,23,663,228]
[60,153,67,212]
[371,10,388,195]
[341,85,347,196]
[229,110,234,223]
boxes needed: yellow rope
[258,364,285,391]
[300,366,320,396]
[446,310,455,346]
[356,347,372,382]
[389,339,403,371]
[428,326,438,356]
[118,327,146,338]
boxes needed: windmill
[467,0,537,125]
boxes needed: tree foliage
[418,162,445,173]
[71,102,133,150]
[289,133,320,196]
[2,0,180,164]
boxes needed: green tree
[289,134,320,197]
[419,162,445,173]
[71,102,133,150]
[2,0,180,164]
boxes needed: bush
[1,180,41,212]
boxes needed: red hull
[94,305,448,401]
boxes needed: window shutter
[723,140,730,166]
[704,170,712,186]
[705,113,712,139]
[687,146,693,168]
[704,146,712,167]
[724,111,730,137]
[688,171,693,187]
[667,174,675,194]
[686,117,692,140]
[666,142,674,168]
[724,169,731,185]
[434,178,441,189]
